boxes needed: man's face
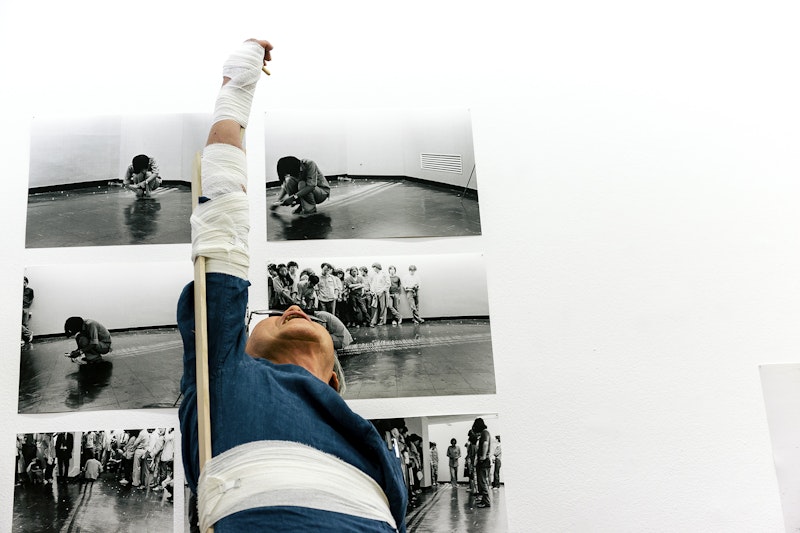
[246,306,334,382]
[279,266,288,276]
[373,266,380,273]
[322,265,331,275]
[389,267,396,275]
[289,266,297,275]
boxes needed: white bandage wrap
[212,40,264,128]
[198,440,398,532]
[191,143,250,279]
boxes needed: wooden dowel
[191,150,214,533]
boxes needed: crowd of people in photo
[444,420,502,508]
[268,260,424,328]
[371,417,503,513]
[15,429,175,502]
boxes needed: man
[314,310,353,350]
[402,265,424,324]
[492,435,502,489]
[55,432,73,482]
[473,417,492,508]
[446,438,460,488]
[124,154,162,198]
[178,39,406,532]
[21,276,34,345]
[429,442,439,488]
[64,316,112,364]
[344,266,368,327]
[286,261,300,300]
[269,156,330,215]
[369,262,391,327]
[316,262,337,313]
[296,274,320,309]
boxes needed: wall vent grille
[420,153,462,174]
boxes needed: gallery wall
[1,1,798,532]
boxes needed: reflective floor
[340,319,495,400]
[13,475,173,533]
[25,184,191,248]
[406,484,507,533]
[18,329,183,414]
[266,178,482,240]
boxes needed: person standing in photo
[21,277,34,345]
[55,432,74,482]
[429,442,439,488]
[402,265,424,324]
[466,432,478,494]
[387,266,403,325]
[316,263,337,313]
[369,262,391,327]
[447,438,461,488]
[492,435,502,489]
[344,267,368,327]
[473,418,492,508]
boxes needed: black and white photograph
[760,364,800,531]
[13,428,175,533]
[369,413,506,532]
[263,252,494,400]
[265,108,481,241]
[18,262,191,414]
[25,113,212,248]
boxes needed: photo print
[13,428,176,533]
[18,261,192,413]
[265,107,481,241]
[370,413,506,532]
[261,253,495,400]
[760,364,800,531]
[25,113,213,248]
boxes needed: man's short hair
[372,262,382,270]
[276,156,302,180]
[64,316,84,336]
[321,262,332,271]
[23,276,28,284]
[132,154,151,173]
[307,274,320,285]
[287,261,298,269]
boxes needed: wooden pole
[191,150,214,533]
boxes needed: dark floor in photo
[266,178,481,240]
[26,184,191,248]
[339,319,494,400]
[18,328,183,414]
[14,475,173,533]
[406,484,507,533]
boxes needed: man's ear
[328,371,340,393]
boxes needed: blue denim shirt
[178,273,407,532]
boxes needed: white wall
[24,261,192,335]
[268,253,489,318]
[1,2,798,532]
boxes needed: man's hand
[246,39,273,65]
[281,195,296,206]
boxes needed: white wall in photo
[268,253,489,318]
[29,114,213,189]
[265,108,477,190]
[24,262,192,335]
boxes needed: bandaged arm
[191,40,267,279]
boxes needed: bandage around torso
[197,440,398,532]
